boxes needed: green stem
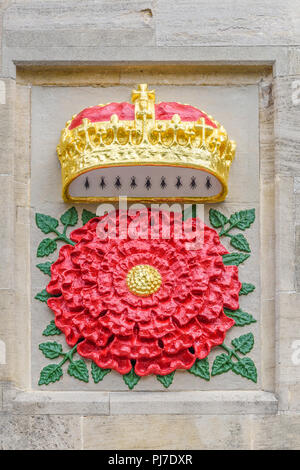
[220,222,238,237]
[53,228,75,246]
[58,344,77,367]
[220,343,241,361]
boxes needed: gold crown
[57,84,236,203]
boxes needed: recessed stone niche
[25,66,273,392]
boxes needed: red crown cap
[69,101,217,130]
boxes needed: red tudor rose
[47,209,241,376]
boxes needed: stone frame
[3,56,277,413]
[1,3,299,446]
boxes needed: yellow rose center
[126,264,162,297]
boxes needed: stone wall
[0,0,300,450]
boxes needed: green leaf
[38,364,63,385]
[91,362,111,383]
[68,359,89,383]
[232,357,257,383]
[239,283,256,295]
[222,252,250,266]
[188,358,210,381]
[60,207,78,227]
[36,213,59,234]
[209,208,228,228]
[123,368,140,390]
[211,353,233,376]
[35,288,52,303]
[39,341,63,359]
[36,261,53,276]
[224,308,256,326]
[82,209,96,225]
[37,238,57,257]
[229,209,255,231]
[232,333,254,355]
[230,234,251,253]
[42,320,62,336]
[157,371,175,388]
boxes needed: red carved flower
[47,209,240,376]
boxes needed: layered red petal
[47,209,240,376]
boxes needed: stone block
[4,1,155,47]
[252,414,300,449]
[277,293,300,410]
[156,0,300,47]
[0,175,13,290]
[0,290,14,382]
[15,84,30,184]
[6,390,109,415]
[274,76,300,175]
[288,48,300,76]
[82,414,253,449]
[109,391,277,415]
[295,224,300,291]
[260,299,275,391]
[275,176,295,292]
[259,79,274,183]
[0,414,81,450]
[0,79,15,175]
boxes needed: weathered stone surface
[2,45,287,79]
[277,293,300,411]
[119,65,271,87]
[260,299,275,391]
[5,1,300,50]
[0,414,81,449]
[5,390,109,415]
[0,79,15,174]
[0,1,11,71]
[295,177,300,194]
[4,1,155,47]
[260,179,276,390]
[288,48,300,75]
[83,413,300,449]
[295,225,300,291]
[110,391,277,415]
[275,176,295,292]
[82,414,253,449]
[10,85,33,390]
[0,290,14,382]
[0,175,13,290]
[274,76,300,175]
[252,414,300,449]
[156,0,300,47]
[17,64,271,87]
[14,212,31,388]
[259,78,274,183]
[15,84,30,184]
